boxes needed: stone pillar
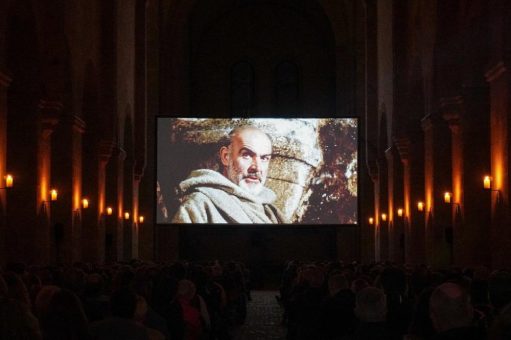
[442,90,491,267]
[37,100,60,264]
[386,146,404,263]
[421,114,452,268]
[485,61,511,269]
[395,138,413,264]
[131,160,145,259]
[0,71,12,266]
[88,140,115,263]
[441,97,463,266]
[105,146,126,261]
[51,114,86,264]
[375,158,389,261]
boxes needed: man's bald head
[429,282,473,332]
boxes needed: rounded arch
[161,0,339,116]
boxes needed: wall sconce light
[50,189,58,201]
[381,213,387,222]
[81,198,89,209]
[397,208,403,217]
[368,217,374,225]
[124,211,130,220]
[106,207,113,216]
[444,192,452,204]
[417,201,424,212]
[483,175,501,194]
[1,174,14,189]
[483,175,492,190]
[139,216,145,224]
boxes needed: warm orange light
[106,207,113,216]
[417,201,424,212]
[139,216,145,224]
[381,213,387,222]
[124,212,130,220]
[368,217,374,225]
[5,174,13,188]
[444,192,452,204]
[397,208,403,217]
[82,198,89,209]
[483,175,491,190]
[50,189,58,201]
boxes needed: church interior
[0,0,510,270]
[3,1,511,339]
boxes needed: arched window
[230,61,254,115]
[274,61,300,115]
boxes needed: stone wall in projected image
[159,118,357,224]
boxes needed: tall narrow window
[230,61,254,115]
[275,61,300,115]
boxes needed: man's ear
[220,146,230,166]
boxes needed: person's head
[328,273,349,296]
[40,288,89,340]
[177,279,196,301]
[429,282,473,332]
[220,126,272,195]
[354,287,387,323]
[489,270,511,313]
[110,287,138,319]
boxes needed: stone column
[441,97,462,266]
[395,137,413,263]
[51,114,85,264]
[485,61,511,269]
[37,100,60,264]
[386,146,404,263]
[421,114,452,268]
[0,71,12,266]
[91,140,115,263]
[110,146,129,261]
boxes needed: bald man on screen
[172,126,286,224]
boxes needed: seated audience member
[349,287,396,340]
[489,271,511,317]
[429,282,485,340]
[3,271,32,309]
[134,295,165,340]
[34,285,61,319]
[0,296,42,339]
[287,265,326,340]
[151,270,184,340]
[321,273,357,339]
[90,287,149,340]
[488,302,511,340]
[177,279,210,340]
[405,287,435,340]
[377,266,413,339]
[82,273,110,322]
[39,288,91,340]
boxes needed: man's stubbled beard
[226,154,265,195]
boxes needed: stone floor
[233,290,287,340]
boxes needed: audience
[2,259,511,340]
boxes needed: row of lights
[368,175,499,224]
[2,175,145,223]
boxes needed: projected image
[157,118,357,224]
